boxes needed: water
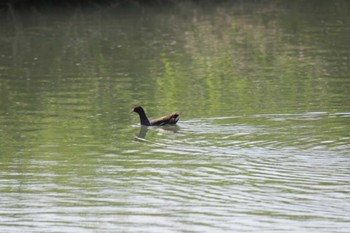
[1,1,350,232]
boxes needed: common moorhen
[131,106,180,126]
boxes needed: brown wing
[150,112,180,126]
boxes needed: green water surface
[0,1,349,232]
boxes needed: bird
[131,106,180,126]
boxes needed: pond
[0,1,350,232]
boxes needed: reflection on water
[2,113,349,232]
[135,125,180,141]
[1,1,350,232]
[135,125,150,140]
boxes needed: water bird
[131,106,180,126]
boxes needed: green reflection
[0,0,348,156]
[0,1,350,231]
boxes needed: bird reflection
[134,125,180,142]
[135,125,149,140]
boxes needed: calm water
[1,1,350,232]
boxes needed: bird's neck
[138,110,151,126]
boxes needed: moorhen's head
[131,106,144,114]
[131,106,151,126]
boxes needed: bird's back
[150,112,180,126]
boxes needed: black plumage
[132,106,180,126]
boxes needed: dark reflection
[135,125,149,140]
[134,125,180,141]
[159,125,180,134]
